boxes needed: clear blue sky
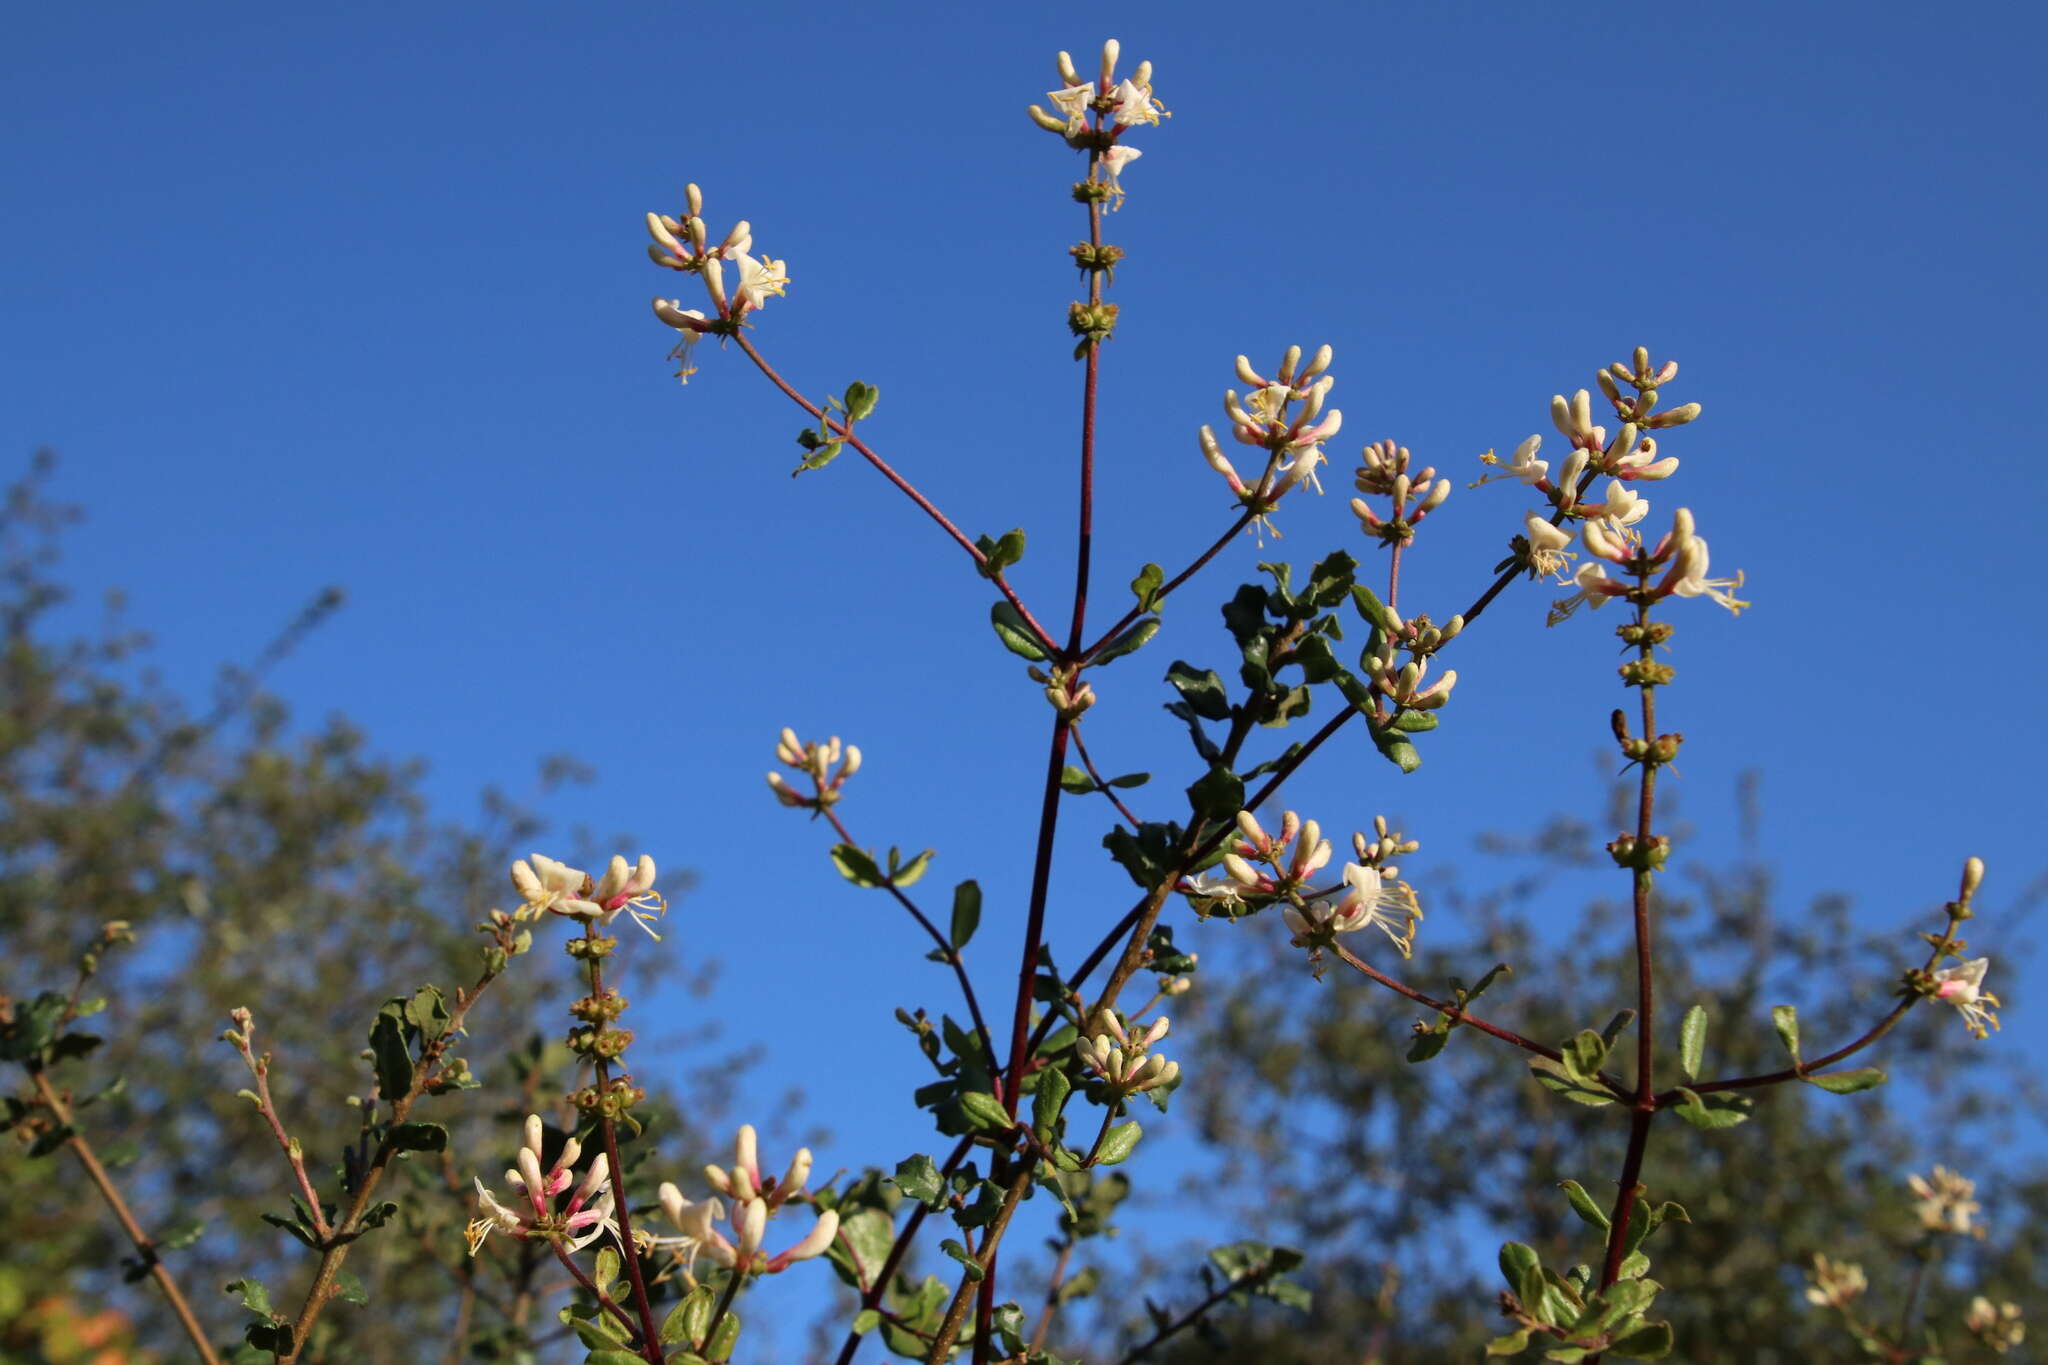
[7,0,2042,1342]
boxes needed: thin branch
[29,1068,225,1365]
[924,1164,1035,1364]
[1114,1259,1285,1365]
[731,334,1058,653]
[822,808,999,1079]
[551,1241,642,1341]
[826,1135,975,1365]
[589,957,665,1363]
[1069,724,1143,831]
[1081,510,1257,662]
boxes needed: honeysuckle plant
[2,34,2017,1365]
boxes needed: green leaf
[1092,617,1160,666]
[706,1307,740,1360]
[989,602,1049,660]
[940,1238,986,1280]
[956,1090,1014,1134]
[1678,1005,1707,1081]
[661,1285,716,1346]
[1407,1020,1451,1063]
[404,985,451,1041]
[1094,1121,1141,1165]
[386,1121,447,1152]
[850,1308,881,1336]
[1558,1180,1610,1232]
[1487,1330,1533,1356]
[1165,661,1232,721]
[1806,1067,1888,1094]
[1771,1004,1801,1064]
[1668,1086,1753,1129]
[1390,708,1438,732]
[584,1352,647,1365]
[1058,765,1096,794]
[593,1246,621,1297]
[332,1270,368,1307]
[367,1007,413,1102]
[224,1278,273,1317]
[975,528,1028,578]
[1107,771,1150,789]
[1185,764,1245,822]
[793,440,843,475]
[844,380,880,421]
[893,1153,946,1209]
[1305,550,1358,606]
[888,846,933,888]
[949,881,981,949]
[1032,1066,1071,1145]
[1350,583,1399,631]
[1131,563,1165,612]
[1371,723,1422,774]
[828,843,886,888]
[156,1217,206,1250]
[1499,1242,1546,1308]
[828,1208,898,1293]
[1562,1029,1609,1083]
[1529,1057,1616,1106]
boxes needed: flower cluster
[1079,1010,1179,1095]
[1906,1164,1983,1237]
[1025,40,1167,202]
[465,1115,617,1256]
[643,1125,839,1279]
[1548,507,1749,625]
[1184,811,1422,965]
[1199,346,1340,542]
[1350,439,1451,548]
[1965,1297,2025,1354]
[1930,957,2002,1039]
[1802,1253,1867,1310]
[644,184,789,382]
[765,729,862,812]
[1354,604,1463,711]
[510,853,665,938]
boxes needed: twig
[29,1068,224,1365]
[1069,724,1143,831]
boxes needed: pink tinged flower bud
[523,1114,545,1158]
[1654,361,1679,384]
[1278,810,1301,845]
[1351,497,1384,530]
[1294,819,1322,865]
[683,183,703,217]
[1222,853,1261,887]
[685,216,708,248]
[1027,104,1068,133]
[780,1147,813,1197]
[1632,457,1679,480]
[769,1209,840,1270]
[1645,401,1702,429]
[1556,449,1590,496]
[1550,394,1573,438]
[1234,810,1268,847]
[1141,1016,1171,1046]
[1304,344,1333,379]
[721,220,752,253]
[1279,345,1302,386]
[737,1197,768,1257]
[778,727,803,760]
[1294,409,1342,447]
[515,1148,547,1206]
[575,1153,611,1203]
[704,1163,733,1196]
[647,212,687,255]
[652,299,709,331]
[735,1125,760,1184]
[1583,519,1626,562]
[1100,38,1120,85]
[1235,355,1263,386]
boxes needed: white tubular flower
[1524,513,1575,582]
[1047,83,1093,134]
[1475,434,1549,487]
[511,854,598,919]
[1592,478,1650,529]
[591,854,665,938]
[465,1117,618,1257]
[1547,560,1628,626]
[1931,959,2002,1039]
[1282,861,1422,958]
[734,252,790,313]
[767,729,861,810]
[1199,426,1248,495]
[1907,1164,1984,1236]
[1101,144,1142,197]
[765,1207,841,1272]
[1182,870,1249,916]
[663,1129,839,1277]
[1661,534,1749,615]
[643,1180,727,1275]
[1109,78,1164,127]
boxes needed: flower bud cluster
[1906,1164,1985,1237]
[1803,1253,1868,1310]
[1025,40,1167,203]
[1355,609,1463,711]
[642,1125,840,1279]
[510,852,666,939]
[1350,439,1451,548]
[1200,345,1338,542]
[1964,1296,2025,1353]
[465,1114,617,1256]
[1548,506,1749,626]
[766,729,863,812]
[644,184,789,382]
[1037,662,1097,720]
[1182,810,1422,964]
[1079,1011,1179,1094]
